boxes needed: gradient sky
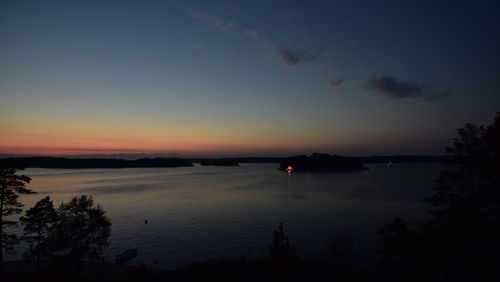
[1,0,499,156]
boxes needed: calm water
[8,163,442,268]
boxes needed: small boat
[115,249,138,264]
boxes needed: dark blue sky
[1,0,499,156]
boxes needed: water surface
[9,163,442,268]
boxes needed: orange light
[286,165,294,173]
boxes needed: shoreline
[0,155,447,169]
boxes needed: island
[279,153,367,172]
[199,158,239,166]
[0,155,447,169]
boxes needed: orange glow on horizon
[0,114,363,156]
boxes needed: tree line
[0,168,110,273]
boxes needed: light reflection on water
[8,163,442,269]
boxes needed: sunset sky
[1,0,499,156]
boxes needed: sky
[1,0,499,156]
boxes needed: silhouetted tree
[378,218,418,278]
[20,196,57,269]
[326,230,355,273]
[268,222,297,279]
[48,195,111,266]
[269,222,296,259]
[423,113,500,281]
[380,112,500,281]
[0,167,34,270]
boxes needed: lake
[7,163,443,269]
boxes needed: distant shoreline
[0,155,447,169]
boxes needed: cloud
[189,10,235,32]
[243,29,259,40]
[277,48,301,65]
[364,75,450,102]
[190,9,327,69]
[190,10,261,43]
[330,77,345,86]
[364,75,427,99]
[420,89,452,102]
[275,47,324,66]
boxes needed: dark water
[8,163,442,269]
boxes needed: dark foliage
[2,194,112,281]
[268,223,296,260]
[267,222,299,279]
[380,112,500,282]
[47,195,111,264]
[325,230,355,273]
[0,168,34,267]
[378,218,420,279]
[20,196,57,268]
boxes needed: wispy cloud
[419,89,452,102]
[190,9,260,41]
[189,9,327,71]
[276,48,301,65]
[189,11,450,98]
[329,77,345,87]
[189,9,236,33]
[242,29,259,40]
[364,75,427,99]
[275,46,324,66]
[364,75,450,102]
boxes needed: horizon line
[0,152,448,159]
